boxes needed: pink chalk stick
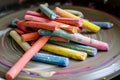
[26,10,43,17]
[26,10,48,19]
[53,29,109,50]
[24,15,50,22]
[73,33,109,51]
[5,36,50,80]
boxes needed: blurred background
[0,0,120,80]
[0,0,120,18]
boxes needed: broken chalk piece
[39,4,57,19]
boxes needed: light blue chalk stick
[32,53,69,67]
[39,4,57,19]
[91,21,113,29]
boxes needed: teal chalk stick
[39,4,57,19]
[10,18,19,28]
[48,40,97,56]
[38,29,57,36]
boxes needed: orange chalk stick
[21,32,68,42]
[17,20,58,31]
[14,28,25,35]
[5,36,50,80]
[24,15,50,22]
[49,21,81,33]
[54,7,79,18]
[21,32,40,41]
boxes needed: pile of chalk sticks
[5,3,113,80]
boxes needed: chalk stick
[9,30,31,51]
[53,29,109,51]
[54,7,100,32]
[50,36,69,42]
[17,20,58,31]
[9,30,69,67]
[21,31,69,42]
[48,21,80,33]
[48,40,97,56]
[24,15,49,22]
[10,18,19,28]
[39,4,57,19]
[54,7,79,18]
[6,32,50,80]
[91,21,113,29]
[38,29,57,36]
[55,17,83,27]
[14,28,25,35]
[65,9,84,18]
[82,20,101,32]
[32,53,69,67]
[26,10,47,18]
[38,29,109,50]
[42,43,87,60]
[10,19,31,33]
[21,32,40,41]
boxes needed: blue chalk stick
[91,21,113,29]
[32,53,69,67]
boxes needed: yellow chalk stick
[82,19,100,32]
[42,43,87,60]
[9,30,31,51]
[54,7,100,32]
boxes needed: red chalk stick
[17,23,31,33]
[5,36,50,80]
[17,20,58,31]
[14,28,25,35]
